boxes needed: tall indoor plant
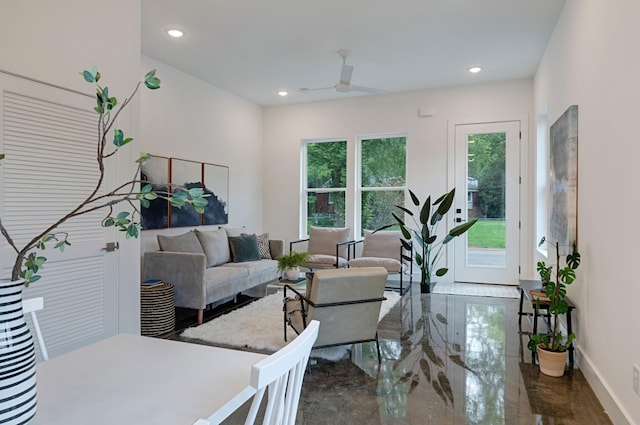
[527,240,581,377]
[382,188,477,293]
[0,67,206,424]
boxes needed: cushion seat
[306,253,349,269]
[348,257,401,273]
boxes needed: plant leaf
[409,189,420,207]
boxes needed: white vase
[537,344,568,377]
[0,278,37,424]
[285,268,300,281]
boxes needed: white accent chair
[22,297,49,361]
[283,267,388,362]
[289,226,353,270]
[193,320,319,425]
[348,230,413,294]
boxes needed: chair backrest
[245,320,319,425]
[22,297,49,361]
[307,226,352,258]
[361,230,402,261]
[307,267,387,347]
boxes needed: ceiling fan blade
[339,64,353,84]
[350,85,385,94]
[300,86,335,92]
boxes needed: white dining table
[32,333,267,425]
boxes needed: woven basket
[141,282,175,336]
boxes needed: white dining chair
[22,297,49,361]
[194,320,319,425]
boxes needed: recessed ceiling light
[277,91,288,97]
[167,29,184,38]
[468,66,482,74]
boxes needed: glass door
[453,122,520,284]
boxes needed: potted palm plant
[0,67,207,424]
[277,251,310,280]
[527,240,581,377]
[380,188,477,293]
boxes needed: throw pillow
[242,232,271,259]
[195,228,231,267]
[157,231,204,254]
[228,234,261,262]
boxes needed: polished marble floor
[174,283,613,425]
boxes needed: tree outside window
[360,136,406,234]
[305,140,346,232]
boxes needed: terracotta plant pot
[536,344,568,377]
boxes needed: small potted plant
[527,240,581,377]
[277,251,310,281]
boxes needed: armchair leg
[197,309,204,325]
[375,333,382,363]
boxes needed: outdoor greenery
[361,136,406,233]
[527,240,581,353]
[383,188,477,290]
[306,137,407,233]
[0,67,207,285]
[467,219,506,248]
[468,133,505,219]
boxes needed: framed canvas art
[549,105,578,253]
[140,155,170,229]
[169,158,203,227]
[203,163,229,225]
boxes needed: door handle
[102,242,119,252]
[456,218,466,223]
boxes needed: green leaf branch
[0,67,207,286]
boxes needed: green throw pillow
[228,234,261,262]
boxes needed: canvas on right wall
[549,104,578,254]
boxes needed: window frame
[300,138,348,238]
[356,133,408,237]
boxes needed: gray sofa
[143,228,284,324]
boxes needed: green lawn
[467,219,505,249]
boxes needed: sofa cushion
[228,234,261,262]
[157,231,204,254]
[243,232,271,259]
[195,228,231,267]
[308,226,351,258]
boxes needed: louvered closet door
[0,72,118,358]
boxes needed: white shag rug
[181,291,401,360]
[431,282,519,298]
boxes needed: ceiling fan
[300,49,384,94]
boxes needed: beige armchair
[348,230,413,294]
[283,267,388,362]
[289,226,354,270]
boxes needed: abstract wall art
[549,105,578,253]
[140,156,229,229]
[140,155,170,230]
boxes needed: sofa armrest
[269,239,284,259]
[143,251,207,310]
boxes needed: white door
[0,72,119,358]
[453,121,520,284]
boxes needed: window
[303,140,347,233]
[359,135,406,234]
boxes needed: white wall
[534,1,640,423]
[263,80,533,272]
[138,56,264,253]
[0,0,142,333]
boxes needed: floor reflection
[218,284,612,424]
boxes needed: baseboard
[578,345,637,425]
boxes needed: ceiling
[141,0,565,107]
